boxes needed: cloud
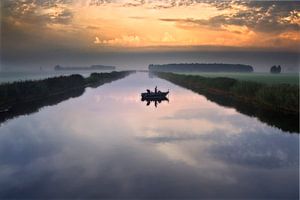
[1,0,78,62]
[159,1,300,34]
[123,0,146,7]
[86,25,100,29]
[88,0,199,9]
[162,32,175,42]
[208,130,299,169]
[128,16,148,20]
[94,36,101,43]
[94,35,141,45]
[1,0,299,69]
[2,0,74,26]
[89,0,115,6]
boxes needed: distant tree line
[55,64,116,71]
[270,65,281,74]
[149,63,254,73]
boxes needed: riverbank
[176,72,299,85]
[0,71,134,112]
[155,72,299,132]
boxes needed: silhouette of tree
[270,65,281,74]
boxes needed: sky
[1,0,300,71]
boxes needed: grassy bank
[177,72,299,85]
[156,72,299,132]
[0,71,133,111]
[156,72,299,114]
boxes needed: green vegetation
[156,72,299,132]
[177,72,299,85]
[0,71,133,111]
[85,71,133,87]
[156,72,299,114]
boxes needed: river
[0,72,298,198]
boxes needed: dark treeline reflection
[0,88,84,125]
[201,92,299,133]
[155,73,299,133]
[0,71,134,125]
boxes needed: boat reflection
[141,96,169,107]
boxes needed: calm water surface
[0,73,298,198]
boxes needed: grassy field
[177,72,299,85]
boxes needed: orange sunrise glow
[2,0,300,51]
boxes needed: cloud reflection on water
[0,73,298,198]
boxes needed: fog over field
[1,49,299,72]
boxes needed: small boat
[141,87,169,101]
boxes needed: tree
[270,65,281,74]
[278,65,281,73]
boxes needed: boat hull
[141,91,169,100]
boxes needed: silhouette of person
[155,86,157,93]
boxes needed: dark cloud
[85,25,100,29]
[1,0,77,66]
[88,0,197,8]
[160,1,300,33]
[50,8,73,24]
[123,0,146,7]
[89,0,115,6]
[151,0,177,9]
[2,0,74,26]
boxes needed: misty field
[178,72,299,85]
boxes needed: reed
[156,72,299,114]
[0,71,133,110]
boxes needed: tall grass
[0,71,133,109]
[156,72,299,114]
[179,72,299,85]
[0,75,85,107]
